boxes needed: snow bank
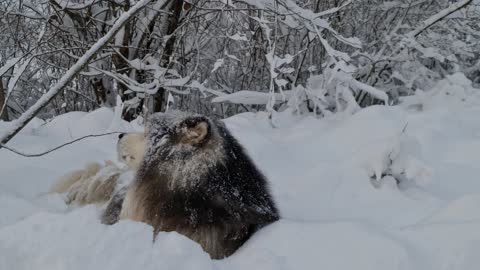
[219,220,411,270]
[0,207,212,270]
[2,77,480,269]
[36,107,134,139]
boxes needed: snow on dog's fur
[50,133,146,205]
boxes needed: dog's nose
[118,133,125,139]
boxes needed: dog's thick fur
[50,133,145,205]
[103,111,279,259]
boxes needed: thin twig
[0,132,122,157]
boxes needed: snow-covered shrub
[356,131,433,189]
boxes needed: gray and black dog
[102,111,279,259]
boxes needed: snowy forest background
[3,1,480,268]
[1,0,478,127]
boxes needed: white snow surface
[2,75,480,269]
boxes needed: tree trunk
[0,79,8,121]
[154,0,183,113]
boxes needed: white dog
[50,133,146,205]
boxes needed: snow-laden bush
[367,133,432,189]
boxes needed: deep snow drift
[1,74,480,269]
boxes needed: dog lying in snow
[52,111,279,259]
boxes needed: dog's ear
[178,117,210,145]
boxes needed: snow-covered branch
[408,0,473,38]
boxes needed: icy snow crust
[2,75,480,269]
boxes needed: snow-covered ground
[1,74,480,269]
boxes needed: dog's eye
[122,155,127,160]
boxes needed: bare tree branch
[0,132,123,157]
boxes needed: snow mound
[0,207,212,270]
[36,107,134,139]
[401,72,480,111]
[219,221,411,270]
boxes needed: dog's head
[137,111,225,189]
[117,132,147,170]
[146,111,214,152]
